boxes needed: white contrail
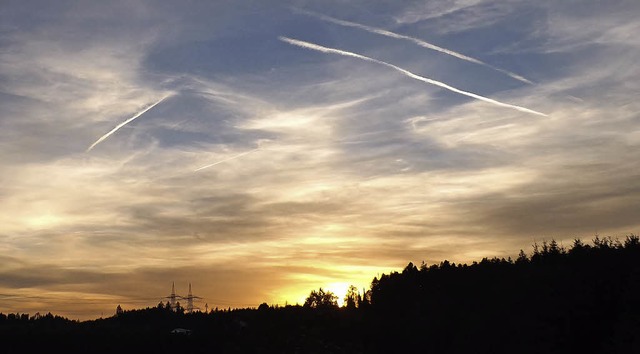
[279,37,547,116]
[194,148,261,172]
[295,9,533,85]
[86,93,173,152]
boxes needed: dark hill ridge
[368,236,640,353]
[2,235,639,353]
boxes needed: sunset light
[1,1,639,324]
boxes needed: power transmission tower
[163,281,183,311]
[185,283,203,313]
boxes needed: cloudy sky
[1,0,639,320]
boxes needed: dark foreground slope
[367,236,640,353]
[2,236,639,353]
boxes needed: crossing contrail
[295,9,533,85]
[86,93,172,152]
[194,148,261,172]
[279,37,547,116]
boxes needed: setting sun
[325,282,351,307]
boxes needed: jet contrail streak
[279,37,547,116]
[194,148,261,172]
[86,93,172,152]
[295,9,533,85]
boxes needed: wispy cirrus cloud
[392,0,485,24]
[279,37,546,116]
[87,93,174,152]
[194,148,261,172]
[295,8,533,84]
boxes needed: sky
[1,0,639,320]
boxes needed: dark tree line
[2,235,639,353]
[367,235,640,353]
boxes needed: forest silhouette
[2,235,639,353]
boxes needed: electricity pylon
[163,281,183,311]
[185,282,203,313]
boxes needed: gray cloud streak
[296,8,533,85]
[279,37,547,116]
